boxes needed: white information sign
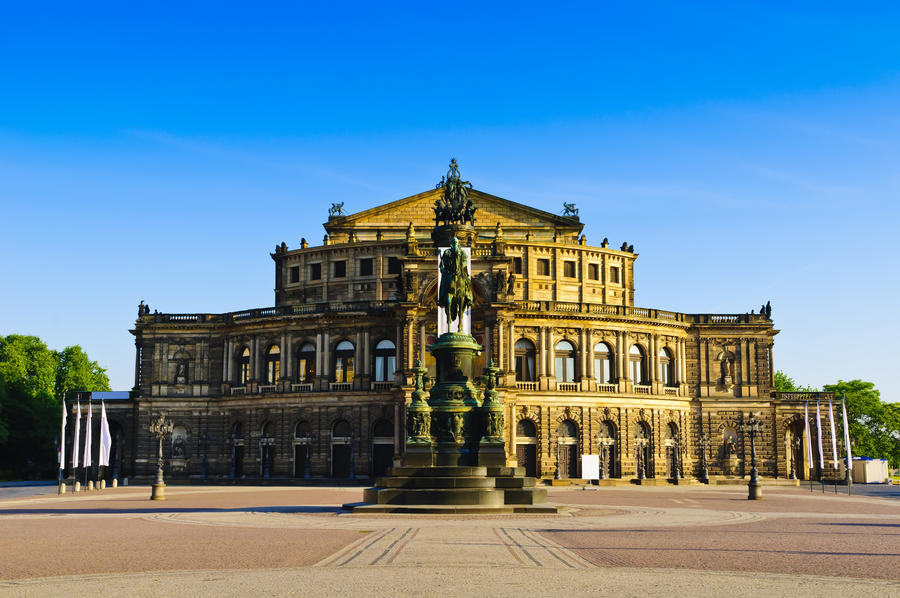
[581,454,600,481]
[436,246,472,335]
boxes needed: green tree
[0,335,111,479]
[773,370,817,392]
[823,380,899,468]
[55,345,110,400]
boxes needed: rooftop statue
[438,236,473,332]
[434,158,476,226]
[328,202,346,217]
[562,202,579,218]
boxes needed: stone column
[250,337,259,381]
[537,326,546,378]
[699,339,708,397]
[547,327,556,385]
[225,339,233,383]
[363,330,370,375]
[496,318,504,369]
[506,318,516,372]
[418,323,426,363]
[284,334,293,381]
[356,331,363,387]
[315,332,323,376]
[484,324,492,366]
[321,332,330,379]
[748,341,757,396]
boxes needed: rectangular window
[563,261,576,278]
[309,263,322,280]
[537,258,550,276]
[588,263,599,280]
[513,257,523,274]
[289,266,300,283]
[359,258,373,276]
[387,256,402,275]
[333,260,347,278]
[610,266,620,284]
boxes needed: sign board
[436,246,472,335]
[581,454,600,481]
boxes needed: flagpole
[58,393,67,494]
[842,393,852,496]
[816,396,824,493]
[804,400,813,492]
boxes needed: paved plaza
[0,483,897,597]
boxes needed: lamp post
[789,436,798,480]
[739,412,764,500]
[595,434,608,480]
[698,434,710,484]
[199,432,209,481]
[149,414,174,500]
[229,432,236,481]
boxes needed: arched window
[265,345,281,384]
[593,341,614,383]
[231,421,243,440]
[372,419,393,438]
[629,345,646,385]
[555,340,577,383]
[514,339,536,382]
[559,419,578,438]
[238,347,250,385]
[373,340,396,382]
[297,343,316,382]
[333,419,352,438]
[333,340,355,383]
[294,421,311,439]
[517,419,537,437]
[660,347,675,386]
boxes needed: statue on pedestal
[438,237,473,333]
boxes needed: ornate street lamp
[198,432,209,481]
[698,434,710,484]
[789,436,798,480]
[739,412,764,500]
[149,413,174,500]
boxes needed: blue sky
[1,2,898,398]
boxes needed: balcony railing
[558,382,580,392]
[231,386,246,396]
[258,384,277,394]
[371,381,394,391]
[516,381,538,391]
[633,385,651,394]
[596,383,617,393]
[290,383,313,393]
[664,387,679,396]
[772,391,834,402]
[329,382,352,392]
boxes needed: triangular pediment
[324,188,582,240]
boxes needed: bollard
[59,483,66,495]
[100,480,106,490]
[87,481,94,491]
[123,477,129,487]
[74,482,81,493]
[112,478,118,488]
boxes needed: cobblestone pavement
[0,484,897,597]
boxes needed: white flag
[828,395,838,470]
[82,400,93,468]
[842,394,852,469]
[815,397,824,470]
[60,399,67,469]
[804,401,812,468]
[99,402,111,467]
[72,402,81,469]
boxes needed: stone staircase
[344,466,561,514]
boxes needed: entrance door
[516,444,537,477]
[332,444,351,478]
[294,444,309,478]
[372,443,393,478]
[559,443,578,479]
[234,445,244,478]
[665,445,676,478]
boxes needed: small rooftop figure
[601,237,609,248]
[328,202,346,217]
[562,202,579,218]
[300,237,308,249]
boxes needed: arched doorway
[371,419,394,478]
[557,419,579,479]
[598,420,618,478]
[635,421,653,478]
[293,421,312,479]
[516,419,538,477]
[786,419,806,480]
[331,420,352,478]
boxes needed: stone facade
[93,180,841,483]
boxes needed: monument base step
[342,502,565,514]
